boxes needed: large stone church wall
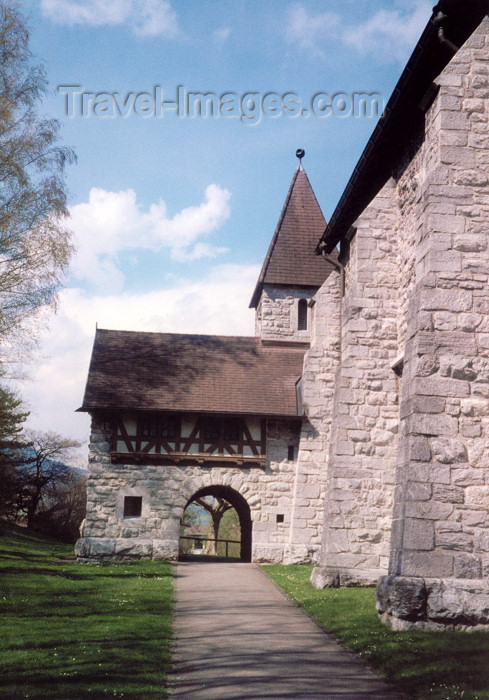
[313,20,489,628]
[312,179,401,587]
[378,19,489,630]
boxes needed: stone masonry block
[413,377,470,398]
[74,537,91,558]
[405,482,432,501]
[453,233,488,252]
[403,519,435,551]
[419,288,472,313]
[453,554,482,579]
[426,579,489,625]
[401,551,454,578]
[90,538,116,558]
[153,540,179,560]
[404,501,454,521]
[410,412,458,436]
[416,332,477,356]
[376,575,427,619]
[435,531,473,552]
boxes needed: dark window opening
[141,415,177,438]
[287,445,296,461]
[276,514,284,524]
[204,418,241,442]
[204,419,221,441]
[124,496,142,518]
[223,420,240,441]
[298,298,308,331]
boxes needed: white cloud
[20,263,259,461]
[212,27,231,46]
[286,1,433,63]
[285,4,340,59]
[342,1,433,63]
[69,184,231,292]
[40,0,179,38]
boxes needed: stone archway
[181,485,252,562]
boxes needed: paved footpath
[168,562,406,699]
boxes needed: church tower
[250,164,330,346]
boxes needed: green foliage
[0,1,75,353]
[12,431,83,533]
[0,524,174,698]
[179,499,241,559]
[0,0,76,527]
[0,383,28,520]
[263,565,489,699]
[217,507,240,558]
[0,384,28,443]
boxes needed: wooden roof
[79,329,305,418]
[249,168,332,308]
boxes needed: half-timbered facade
[111,413,267,468]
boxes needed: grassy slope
[263,565,489,700]
[0,525,173,699]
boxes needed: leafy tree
[0,382,28,520]
[179,502,207,554]
[0,3,77,537]
[31,468,87,543]
[218,507,241,557]
[181,502,202,530]
[193,496,233,555]
[0,1,75,356]
[15,431,81,529]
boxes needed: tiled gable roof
[80,329,304,418]
[250,168,330,308]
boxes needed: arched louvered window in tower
[297,298,308,331]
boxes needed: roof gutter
[316,0,489,255]
[432,7,460,52]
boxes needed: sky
[17,0,435,464]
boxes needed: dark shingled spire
[249,168,330,309]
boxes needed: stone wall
[285,270,342,564]
[76,414,323,564]
[255,284,318,344]
[378,19,489,629]
[312,179,400,587]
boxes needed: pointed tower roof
[249,167,329,309]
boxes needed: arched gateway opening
[180,485,252,562]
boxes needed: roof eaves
[317,0,489,255]
[77,404,303,419]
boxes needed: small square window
[124,496,142,518]
[276,514,284,524]
[287,445,296,461]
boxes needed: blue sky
[18,0,435,460]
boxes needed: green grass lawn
[0,525,173,699]
[263,564,489,700]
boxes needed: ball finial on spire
[296,148,305,169]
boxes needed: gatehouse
[75,167,334,564]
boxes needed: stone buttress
[378,17,489,630]
[312,8,489,630]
